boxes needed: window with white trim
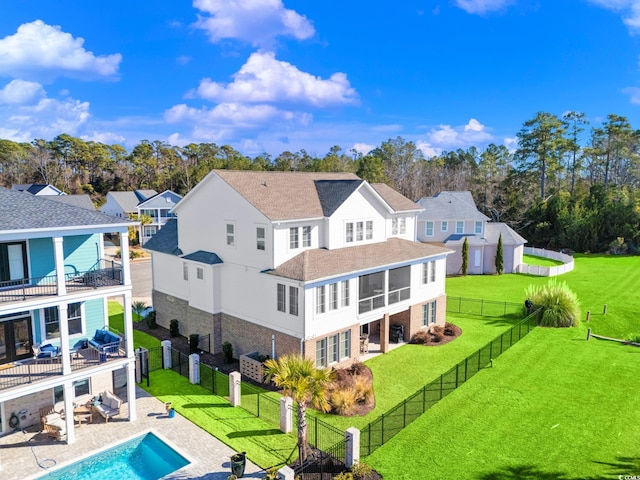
[425,221,434,237]
[316,286,326,314]
[441,221,448,232]
[366,221,373,240]
[183,263,188,281]
[341,280,350,307]
[475,221,483,234]
[340,330,350,360]
[329,283,338,310]
[328,334,339,364]
[392,218,398,235]
[44,302,82,340]
[196,267,203,280]
[277,284,286,312]
[456,221,464,234]
[346,223,354,243]
[422,301,437,326]
[356,222,364,241]
[226,223,235,246]
[289,286,299,316]
[290,227,299,249]
[257,227,265,250]
[303,226,311,247]
[400,217,406,234]
[54,379,89,403]
[316,339,326,368]
[422,261,436,284]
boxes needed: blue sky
[1,0,640,157]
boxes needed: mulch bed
[409,322,462,346]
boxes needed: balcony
[0,345,126,393]
[0,260,123,305]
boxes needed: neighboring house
[41,194,96,211]
[145,170,452,369]
[136,190,182,245]
[12,184,65,196]
[416,191,526,274]
[0,189,138,444]
[99,190,158,219]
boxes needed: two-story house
[136,190,182,245]
[99,190,158,219]
[416,191,526,274]
[0,189,138,445]
[145,170,452,368]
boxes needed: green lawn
[522,253,565,266]
[366,255,640,478]
[108,301,161,350]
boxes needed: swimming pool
[37,432,190,480]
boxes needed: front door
[0,315,33,365]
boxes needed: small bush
[410,330,430,344]
[350,361,367,376]
[351,461,374,480]
[262,467,278,479]
[430,325,444,335]
[169,319,180,337]
[331,387,358,415]
[145,311,157,329]
[444,323,456,336]
[333,472,353,480]
[353,375,374,404]
[431,334,442,343]
[222,341,233,363]
[525,279,581,327]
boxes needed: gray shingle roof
[0,188,134,231]
[314,180,363,216]
[41,194,95,211]
[138,190,182,209]
[107,190,158,213]
[417,191,489,221]
[371,183,422,212]
[143,219,182,255]
[269,237,452,281]
[182,251,223,265]
[444,223,526,246]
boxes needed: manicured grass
[108,301,161,350]
[311,312,521,431]
[366,255,640,478]
[522,253,564,266]
[140,370,298,469]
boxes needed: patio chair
[40,405,66,441]
[33,344,60,362]
[92,390,122,423]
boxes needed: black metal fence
[447,296,524,318]
[360,309,539,456]
[200,363,229,397]
[240,382,281,426]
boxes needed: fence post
[603,304,607,315]
[277,466,295,480]
[280,396,293,433]
[213,367,218,394]
[189,353,200,384]
[586,311,591,322]
[587,328,591,341]
[481,299,484,316]
[455,364,459,388]
[229,371,241,407]
[440,374,443,399]
[464,357,468,382]
[161,340,172,370]
[345,427,360,468]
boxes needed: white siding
[273,219,323,268]
[327,188,387,249]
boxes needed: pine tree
[461,237,469,276]
[495,233,504,275]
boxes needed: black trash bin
[390,324,404,343]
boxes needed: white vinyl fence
[515,247,574,277]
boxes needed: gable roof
[40,194,95,210]
[269,237,452,282]
[0,188,133,232]
[314,179,363,217]
[444,223,526,246]
[182,250,223,265]
[12,183,65,195]
[417,191,489,221]
[106,190,158,213]
[371,183,422,212]
[137,190,182,209]
[143,219,182,255]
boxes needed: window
[340,331,351,360]
[316,286,325,314]
[346,223,354,243]
[356,222,364,241]
[196,267,203,280]
[289,286,299,316]
[44,303,82,340]
[290,227,299,249]
[226,223,235,246]
[392,218,398,235]
[456,221,464,234]
[422,261,436,284]
[425,221,434,237]
[441,221,448,232]
[475,221,483,234]
[422,301,437,326]
[257,227,265,251]
[328,334,339,364]
[388,266,410,304]
[67,303,82,335]
[303,226,311,247]
[277,284,286,312]
[341,281,350,307]
[329,283,338,310]
[183,263,188,281]
[54,379,89,404]
[399,218,406,234]
[366,221,373,240]
[316,339,326,368]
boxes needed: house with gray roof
[136,190,182,245]
[416,191,526,274]
[0,188,138,444]
[12,183,65,196]
[99,190,158,219]
[145,170,452,368]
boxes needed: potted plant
[230,452,246,478]
[227,476,237,480]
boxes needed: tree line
[1,111,639,253]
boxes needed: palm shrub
[525,279,581,327]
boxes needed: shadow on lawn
[477,457,640,480]
[228,428,283,438]
[182,402,233,409]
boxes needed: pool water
[37,432,190,480]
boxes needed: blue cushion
[94,330,105,343]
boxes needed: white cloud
[503,136,518,152]
[80,131,126,144]
[420,118,494,152]
[588,0,640,33]
[0,20,121,81]
[454,0,513,14]
[352,143,374,155]
[194,51,358,107]
[622,86,640,103]
[193,0,315,48]
[0,79,46,105]
[0,88,90,142]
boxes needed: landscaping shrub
[222,341,233,363]
[351,461,374,480]
[353,375,374,404]
[333,472,353,480]
[331,387,358,415]
[410,330,429,344]
[350,361,367,376]
[145,310,157,329]
[525,279,581,327]
[444,323,456,336]
[169,319,180,337]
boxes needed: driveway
[130,258,152,307]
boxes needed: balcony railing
[0,259,123,304]
[359,293,386,314]
[0,345,126,392]
[388,286,410,305]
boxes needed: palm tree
[263,354,334,463]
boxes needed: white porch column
[122,292,134,357]
[120,230,131,286]
[53,237,66,296]
[126,362,137,421]
[63,382,76,444]
[58,304,71,375]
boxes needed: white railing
[515,247,574,277]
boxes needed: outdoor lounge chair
[40,405,66,441]
[92,390,122,422]
[33,344,60,362]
